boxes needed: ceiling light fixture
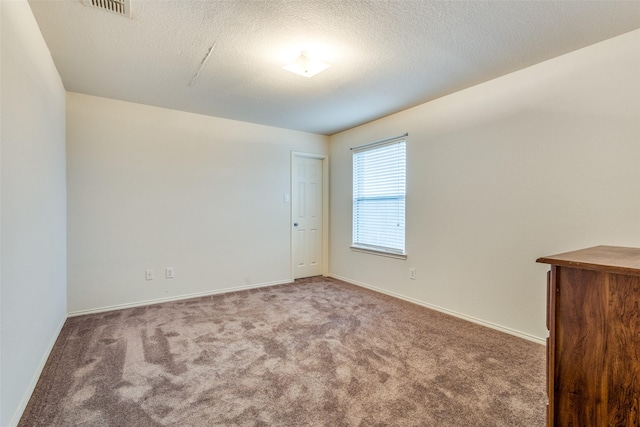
[283,52,330,78]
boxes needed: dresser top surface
[537,245,640,275]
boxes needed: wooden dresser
[537,246,640,427]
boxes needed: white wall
[329,30,640,342]
[0,1,68,425]
[67,93,328,314]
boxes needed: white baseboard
[329,274,545,345]
[67,279,292,317]
[9,315,67,427]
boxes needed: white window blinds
[352,137,406,255]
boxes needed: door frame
[290,151,329,280]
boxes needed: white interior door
[292,155,323,279]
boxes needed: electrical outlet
[166,267,175,279]
[145,269,154,280]
[409,268,416,280]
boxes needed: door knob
[294,222,299,227]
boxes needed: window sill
[350,246,407,260]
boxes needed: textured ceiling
[28,1,640,135]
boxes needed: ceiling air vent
[83,0,131,18]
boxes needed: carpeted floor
[20,277,546,426]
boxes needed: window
[352,136,406,256]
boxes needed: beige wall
[329,30,640,342]
[66,93,329,314]
[0,2,68,425]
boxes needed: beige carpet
[20,277,546,426]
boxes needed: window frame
[351,136,407,259]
